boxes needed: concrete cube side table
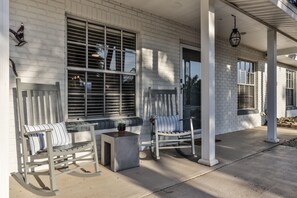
[101,132,139,172]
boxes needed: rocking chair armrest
[179,116,195,121]
[24,129,53,136]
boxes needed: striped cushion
[156,115,180,132]
[24,122,71,155]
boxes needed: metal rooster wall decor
[9,23,27,47]
[9,22,27,77]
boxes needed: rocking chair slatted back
[148,87,178,116]
[17,79,63,126]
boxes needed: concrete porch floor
[10,126,297,198]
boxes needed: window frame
[237,59,257,112]
[286,69,295,108]
[65,15,138,120]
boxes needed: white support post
[266,29,279,143]
[198,0,219,166]
[0,0,10,197]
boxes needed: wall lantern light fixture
[229,15,241,47]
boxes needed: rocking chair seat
[36,141,93,155]
[156,130,192,137]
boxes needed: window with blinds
[237,59,256,110]
[286,70,295,107]
[67,17,136,118]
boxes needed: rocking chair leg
[155,133,160,160]
[191,140,197,157]
[72,153,76,165]
[190,118,197,157]
[22,139,30,184]
[94,151,100,173]
[191,134,196,156]
[63,155,68,168]
[24,161,29,185]
[90,126,100,172]
[46,132,57,192]
[48,156,57,192]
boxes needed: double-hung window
[237,59,256,110]
[286,70,295,107]
[67,17,136,118]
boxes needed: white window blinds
[67,17,136,118]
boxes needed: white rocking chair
[148,87,196,159]
[11,79,100,196]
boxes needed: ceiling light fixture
[229,15,241,47]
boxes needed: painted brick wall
[9,0,66,173]
[277,63,297,117]
[262,62,297,119]
[215,37,297,134]
[8,0,297,173]
[215,38,297,134]
[8,0,199,172]
[215,38,266,134]
[277,64,287,117]
[63,0,201,149]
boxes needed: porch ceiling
[223,0,297,66]
[224,0,297,42]
[111,0,297,66]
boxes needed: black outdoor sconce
[229,15,241,47]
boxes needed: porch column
[0,0,10,197]
[266,28,279,143]
[198,0,219,166]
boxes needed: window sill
[237,109,259,115]
[286,106,297,110]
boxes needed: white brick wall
[277,65,287,117]
[215,38,297,134]
[9,0,66,173]
[9,0,297,173]
[277,63,297,117]
[215,38,266,134]
[9,0,199,172]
